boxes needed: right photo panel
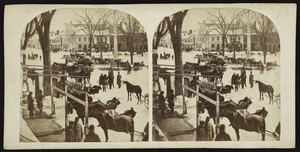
[152,8,280,141]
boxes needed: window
[211,44,215,48]
[237,36,240,41]
[212,37,214,41]
[79,37,81,41]
[78,44,81,48]
[84,37,86,41]
[217,37,219,41]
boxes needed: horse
[105,97,121,115]
[238,97,253,109]
[255,80,274,103]
[199,97,264,141]
[123,81,142,104]
[234,111,266,141]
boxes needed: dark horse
[67,95,134,142]
[255,80,274,103]
[199,97,265,141]
[123,81,142,104]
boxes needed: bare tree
[252,12,276,64]
[21,20,36,50]
[119,13,144,64]
[153,17,169,65]
[166,9,188,96]
[74,8,112,56]
[33,10,56,96]
[208,8,247,55]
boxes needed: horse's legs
[234,127,240,141]
[268,92,272,104]
[102,126,109,142]
[127,91,130,101]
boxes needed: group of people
[158,89,175,118]
[27,90,44,119]
[66,118,101,142]
[99,69,122,92]
[196,118,231,141]
[231,68,254,92]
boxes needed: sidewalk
[153,102,196,141]
[20,94,65,142]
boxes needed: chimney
[190,29,192,34]
[57,30,59,35]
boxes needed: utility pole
[113,14,118,58]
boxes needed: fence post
[182,77,187,115]
[215,79,220,135]
[196,83,199,140]
[64,81,68,141]
[84,80,88,135]
[50,66,55,114]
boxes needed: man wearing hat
[27,92,34,119]
[84,125,101,142]
[158,91,166,118]
[215,124,231,141]
[167,89,175,114]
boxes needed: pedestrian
[249,71,254,88]
[234,74,239,92]
[27,92,34,119]
[102,74,107,92]
[99,73,103,86]
[196,120,206,141]
[36,90,43,115]
[117,71,122,88]
[108,72,114,89]
[259,61,264,74]
[65,121,75,142]
[172,55,174,61]
[215,124,231,141]
[127,61,131,74]
[158,91,166,118]
[84,125,101,142]
[204,117,214,141]
[231,73,235,86]
[167,89,175,114]
[74,117,83,142]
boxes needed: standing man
[205,117,214,141]
[66,121,75,142]
[215,124,231,141]
[196,120,206,141]
[158,91,166,118]
[74,117,83,142]
[36,90,43,115]
[27,92,34,119]
[167,89,175,114]
[249,71,254,88]
[108,72,114,89]
[231,73,235,86]
[84,125,101,142]
[102,74,107,92]
[117,71,122,88]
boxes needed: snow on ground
[156,47,281,141]
[22,48,149,142]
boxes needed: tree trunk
[222,35,226,56]
[130,46,134,65]
[89,35,93,56]
[173,39,183,96]
[42,44,51,96]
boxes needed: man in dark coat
[231,73,235,86]
[36,90,43,115]
[205,117,214,141]
[215,124,231,141]
[117,71,122,88]
[249,71,254,88]
[27,92,34,119]
[74,117,83,142]
[65,121,75,142]
[167,89,175,114]
[84,125,101,142]
[108,72,114,89]
[196,120,206,141]
[158,91,166,118]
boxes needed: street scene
[20,8,149,142]
[153,8,280,141]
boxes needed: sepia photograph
[19,8,149,142]
[3,4,296,149]
[152,8,281,141]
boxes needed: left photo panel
[20,8,149,142]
